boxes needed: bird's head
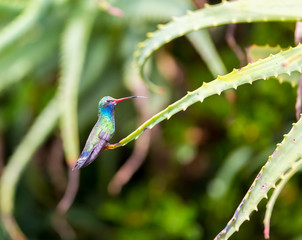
[98,96,139,115]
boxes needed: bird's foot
[105,142,121,150]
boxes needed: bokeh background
[0,0,301,239]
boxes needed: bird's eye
[106,100,111,103]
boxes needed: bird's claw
[105,142,120,150]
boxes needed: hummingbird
[72,96,141,170]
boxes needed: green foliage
[99,185,202,240]
[1,0,302,240]
[133,0,302,91]
[59,0,97,165]
[110,44,302,149]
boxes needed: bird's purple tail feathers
[72,139,108,170]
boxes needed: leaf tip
[264,225,270,239]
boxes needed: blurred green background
[0,0,301,239]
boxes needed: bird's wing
[72,131,112,170]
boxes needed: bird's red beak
[113,96,138,104]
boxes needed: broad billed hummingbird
[72,96,141,170]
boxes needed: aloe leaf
[116,0,226,78]
[263,158,302,239]
[0,96,60,239]
[246,44,300,85]
[246,45,283,62]
[59,1,97,166]
[133,0,302,90]
[0,0,51,53]
[79,37,112,94]
[109,44,302,150]
[115,0,192,22]
[215,116,302,240]
[187,30,227,76]
[0,1,24,13]
[0,32,58,93]
[208,146,253,200]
